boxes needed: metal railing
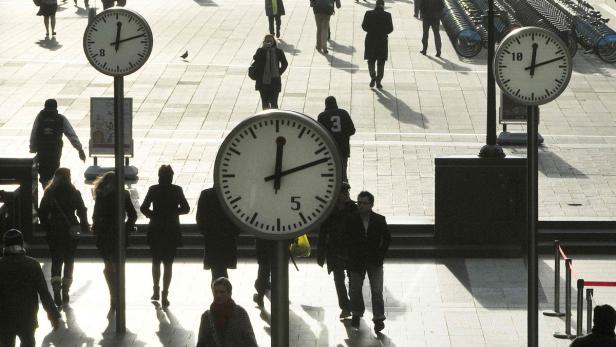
[442,0,484,57]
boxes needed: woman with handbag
[252,34,288,110]
[35,0,58,39]
[140,165,190,307]
[38,167,89,308]
[92,171,137,311]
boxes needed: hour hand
[273,137,286,193]
[114,22,122,52]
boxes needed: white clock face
[495,27,572,105]
[214,111,342,240]
[83,9,153,76]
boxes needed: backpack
[35,111,63,151]
[313,0,333,14]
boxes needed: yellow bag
[290,234,311,258]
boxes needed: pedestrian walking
[252,34,288,110]
[29,99,86,188]
[252,238,276,307]
[91,171,137,311]
[38,168,89,308]
[74,0,89,7]
[0,229,61,347]
[346,191,391,333]
[102,0,126,9]
[570,304,616,347]
[265,0,285,38]
[310,0,340,54]
[196,277,258,347]
[196,187,240,283]
[317,182,357,319]
[419,0,444,57]
[140,165,190,307]
[317,96,356,182]
[34,0,58,39]
[362,0,393,89]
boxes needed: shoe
[413,14,418,18]
[339,309,351,319]
[316,46,321,53]
[351,315,360,329]
[52,32,56,36]
[161,290,170,307]
[253,293,264,307]
[369,79,376,88]
[45,34,49,39]
[436,51,441,57]
[276,27,281,38]
[61,278,72,305]
[420,50,426,55]
[376,82,383,89]
[374,320,385,333]
[323,48,328,54]
[151,286,160,301]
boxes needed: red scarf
[210,299,235,332]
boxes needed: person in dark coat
[38,168,89,308]
[362,0,393,90]
[317,96,356,182]
[265,0,285,38]
[310,0,341,54]
[317,182,357,319]
[419,0,444,56]
[345,191,390,333]
[0,229,61,347]
[253,35,288,110]
[91,171,137,311]
[570,304,616,347]
[196,187,240,283]
[140,165,190,307]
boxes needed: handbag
[248,60,258,81]
[290,234,311,258]
[53,198,81,237]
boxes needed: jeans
[333,268,351,311]
[268,15,281,35]
[421,19,442,53]
[210,266,229,283]
[50,242,76,279]
[259,89,280,109]
[314,13,331,50]
[367,59,385,83]
[36,150,61,188]
[0,329,36,347]
[348,265,385,321]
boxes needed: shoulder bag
[53,198,81,237]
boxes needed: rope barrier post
[544,240,565,317]
[554,258,575,339]
[577,279,584,337]
[586,288,593,335]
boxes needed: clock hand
[529,43,538,77]
[110,33,145,46]
[264,157,330,182]
[524,56,565,71]
[273,137,286,193]
[114,22,122,52]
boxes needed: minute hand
[110,34,145,46]
[524,56,565,71]
[264,157,330,182]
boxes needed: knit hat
[594,305,616,332]
[44,99,58,110]
[376,0,384,6]
[3,229,24,247]
[325,96,337,109]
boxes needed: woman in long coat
[253,34,288,110]
[265,0,285,38]
[140,165,189,307]
[361,0,393,89]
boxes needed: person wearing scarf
[570,304,616,346]
[252,34,288,110]
[196,277,258,347]
[265,0,285,38]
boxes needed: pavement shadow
[35,37,63,51]
[426,54,472,72]
[299,304,330,346]
[75,6,90,17]
[373,88,427,128]
[278,39,301,56]
[341,319,395,347]
[154,303,195,347]
[538,149,588,179]
[324,52,360,72]
[69,279,93,304]
[100,314,147,347]
[193,0,218,6]
[41,306,96,347]
[329,40,356,56]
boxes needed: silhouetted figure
[362,0,393,89]
[317,96,356,182]
[0,229,61,347]
[140,165,190,307]
[570,304,616,347]
[310,0,340,54]
[35,0,58,39]
[317,182,357,319]
[91,172,137,312]
[252,238,276,307]
[196,187,239,282]
[253,35,288,110]
[346,191,391,333]
[102,0,125,9]
[419,0,444,57]
[38,168,89,308]
[414,0,422,18]
[30,99,85,188]
[196,277,258,347]
[265,0,285,38]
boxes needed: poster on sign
[89,97,133,156]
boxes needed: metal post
[555,258,574,339]
[271,240,289,347]
[577,279,584,337]
[114,76,126,334]
[544,240,565,317]
[527,105,538,346]
[586,288,593,335]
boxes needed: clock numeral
[99,49,106,57]
[511,52,523,61]
[290,196,301,211]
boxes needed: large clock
[214,110,342,240]
[83,8,153,76]
[494,27,572,105]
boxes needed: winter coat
[317,200,358,273]
[0,252,61,332]
[38,184,88,253]
[265,0,285,16]
[345,211,391,272]
[140,184,189,250]
[420,0,444,21]
[196,188,240,270]
[362,7,393,61]
[317,107,356,158]
[92,188,137,260]
[196,302,258,347]
[570,331,616,347]
[253,47,288,93]
[310,0,340,15]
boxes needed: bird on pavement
[180,51,188,60]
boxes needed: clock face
[214,111,342,240]
[83,8,153,76]
[495,27,572,105]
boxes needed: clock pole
[271,240,290,347]
[527,105,539,347]
[114,75,127,334]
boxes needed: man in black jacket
[0,229,61,347]
[420,0,444,57]
[317,182,357,319]
[345,191,391,333]
[362,0,393,89]
[317,96,356,182]
[570,304,616,347]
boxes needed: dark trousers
[50,242,76,279]
[414,0,422,17]
[367,59,385,83]
[341,157,348,182]
[254,258,272,295]
[333,268,351,311]
[210,266,229,283]
[0,329,36,347]
[268,15,281,35]
[349,265,385,321]
[259,89,280,109]
[36,151,61,188]
[421,19,442,53]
